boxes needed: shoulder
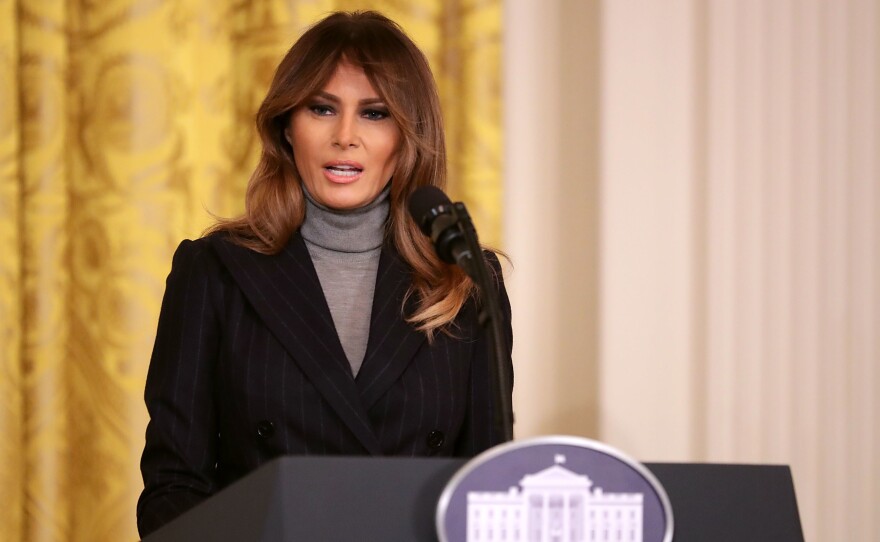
[168,237,216,273]
[202,230,305,262]
[171,231,293,281]
[483,249,504,272]
[165,236,232,295]
[482,249,509,288]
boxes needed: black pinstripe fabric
[136,232,513,537]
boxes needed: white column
[503,0,600,437]
[562,492,570,541]
[541,493,549,542]
[598,0,700,459]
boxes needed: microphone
[407,186,477,274]
[407,185,514,443]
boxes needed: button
[426,430,445,450]
[256,420,275,439]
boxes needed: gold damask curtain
[0,0,501,540]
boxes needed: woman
[137,10,512,537]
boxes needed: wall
[504,1,880,540]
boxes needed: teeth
[326,165,361,176]
[326,166,360,176]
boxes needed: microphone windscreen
[407,186,452,234]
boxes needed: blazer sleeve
[454,251,514,456]
[137,239,223,537]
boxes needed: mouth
[323,162,364,183]
[325,165,361,176]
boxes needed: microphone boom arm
[445,203,514,444]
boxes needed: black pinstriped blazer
[136,232,513,537]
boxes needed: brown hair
[211,11,473,336]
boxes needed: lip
[323,160,364,169]
[322,160,365,184]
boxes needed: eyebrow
[314,91,385,105]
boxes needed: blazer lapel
[209,233,383,455]
[356,243,427,410]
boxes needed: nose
[332,112,359,148]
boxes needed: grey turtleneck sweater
[300,186,390,377]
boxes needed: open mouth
[324,164,363,177]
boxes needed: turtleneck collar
[299,184,391,253]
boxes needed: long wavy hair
[211,11,474,336]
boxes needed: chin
[319,185,382,211]
[320,192,369,211]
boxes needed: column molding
[503,0,600,438]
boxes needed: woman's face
[288,61,401,210]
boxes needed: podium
[144,456,804,542]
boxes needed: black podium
[144,456,803,542]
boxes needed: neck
[299,185,391,253]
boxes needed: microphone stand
[448,203,514,444]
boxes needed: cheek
[382,131,402,169]
[291,148,308,179]
[384,147,399,170]
[290,117,318,167]
[292,140,317,177]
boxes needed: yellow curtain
[0,0,501,540]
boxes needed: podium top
[145,456,803,542]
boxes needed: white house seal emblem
[436,436,673,542]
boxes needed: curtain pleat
[0,1,501,540]
[18,1,73,541]
[445,0,503,245]
[0,0,24,539]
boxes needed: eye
[308,104,334,116]
[362,108,390,121]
